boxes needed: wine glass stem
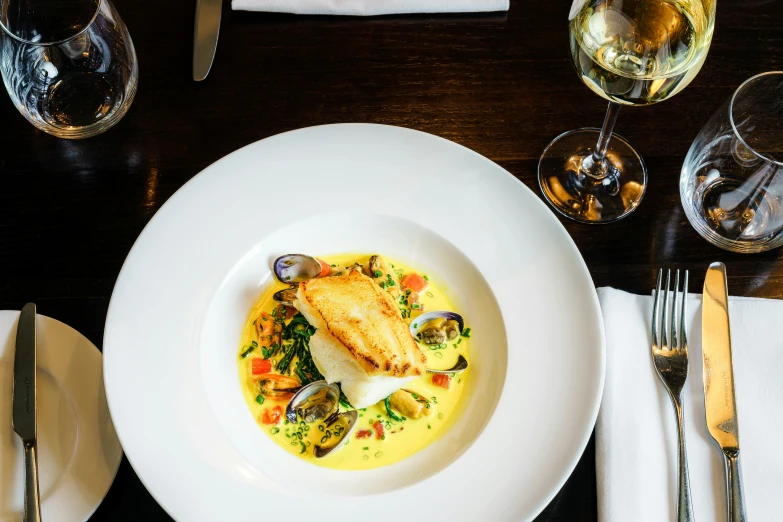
[581,102,622,179]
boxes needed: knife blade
[12,302,41,522]
[193,0,222,81]
[702,262,747,522]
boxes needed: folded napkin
[232,0,509,15]
[596,288,783,521]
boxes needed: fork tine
[672,270,680,350]
[680,270,689,351]
[662,269,671,351]
[652,269,662,350]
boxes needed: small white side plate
[0,312,122,522]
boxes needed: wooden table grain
[1,0,781,519]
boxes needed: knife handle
[724,450,747,522]
[23,442,42,522]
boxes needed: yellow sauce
[238,254,470,470]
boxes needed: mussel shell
[273,286,298,307]
[274,254,322,284]
[409,311,464,340]
[313,410,359,458]
[285,380,340,424]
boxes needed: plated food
[238,253,471,469]
[105,123,604,520]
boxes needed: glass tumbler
[0,0,138,139]
[680,71,783,253]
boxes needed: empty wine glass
[0,0,138,139]
[680,71,783,252]
[539,0,716,223]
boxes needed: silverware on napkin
[703,262,747,522]
[651,269,695,522]
[193,0,222,81]
[12,303,42,522]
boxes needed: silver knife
[702,262,747,522]
[193,0,222,81]
[12,303,41,522]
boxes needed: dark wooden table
[1,0,781,519]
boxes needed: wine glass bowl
[540,0,715,223]
[680,71,783,252]
[0,0,138,139]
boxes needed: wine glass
[538,0,716,223]
[681,71,783,252]
[0,0,138,139]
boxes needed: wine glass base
[538,128,648,224]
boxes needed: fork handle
[674,399,695,522]
[723,450,747,522]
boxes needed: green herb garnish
[255,394,265,405]
[374,270,382,278]
[461,328,471,338]
[240,346,255,358]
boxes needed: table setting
[0,0,781,521]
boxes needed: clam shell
[409,311,464,340]
[273,254,322,284]
[285,380,340,424]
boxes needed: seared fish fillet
[294,270,427,408]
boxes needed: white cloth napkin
[231,0,509,15]
[596,287,783,522]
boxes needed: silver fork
[652,269,695,522]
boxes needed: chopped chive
[374,270,382,278]
[411,304,420,309]
[255,394,265,405]
[270,427,280,434]
[363,446,369,451]
[251,340,258,347]
[423,275,429,281]
[425,291,433,298]
[461,328,472,338]
[240,346,255,358]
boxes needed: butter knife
[12,303,41,522]
[702,262,747,522]
[193,0,222,81]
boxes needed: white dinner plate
[104,124,604,521]
[0,312,122,522]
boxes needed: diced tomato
[317,258,331,277]
[401,273,428,293]
[355,429,373,439]
[372,420,385,440]
[251,358,272,375]
[432,374,451,389]
[261,405,282,425]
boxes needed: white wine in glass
[538,0,715,223]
